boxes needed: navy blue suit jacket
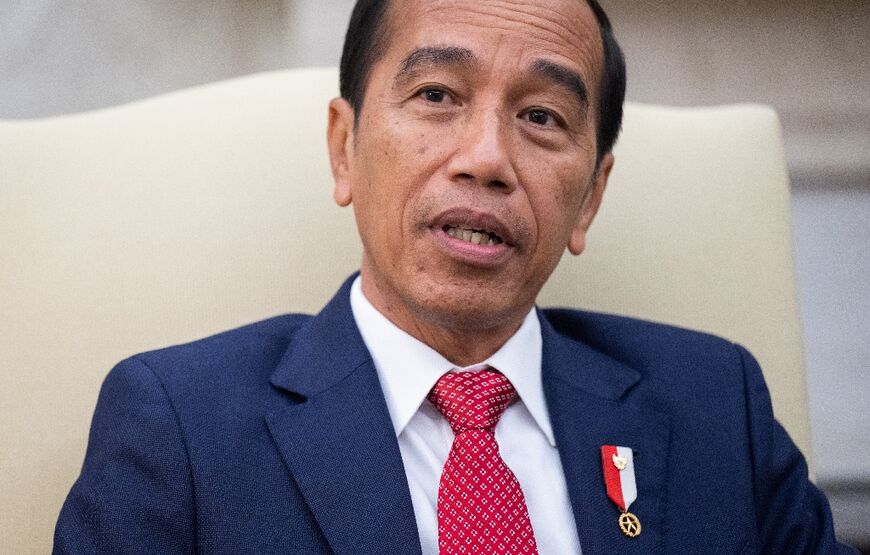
[55,276,856,554]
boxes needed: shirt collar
[349,276,556,446]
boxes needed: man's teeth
[445,226,503,246]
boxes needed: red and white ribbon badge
[601,445,637,513]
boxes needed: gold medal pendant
[618,511,642,538]
[602,445,642,539]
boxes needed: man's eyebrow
[396,46,477,80]
[530,59,589,110]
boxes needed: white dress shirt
[349,277,582,555]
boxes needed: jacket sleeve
[737,344,859,554]
[53,356,196,554]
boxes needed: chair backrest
[0,67,809,553]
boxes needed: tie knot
[427,369,517,434]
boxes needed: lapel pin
[601,445,642,538]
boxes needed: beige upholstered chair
[0,67,809,553]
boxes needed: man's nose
[446,109,517,193]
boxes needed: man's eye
[421,89,446,103]
[526,109,551,126]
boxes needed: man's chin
[359,261,537,336]
[405,285,533,334]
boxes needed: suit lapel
[265,277,422,555]
[541,312,670,555]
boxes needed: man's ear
[567,152,614,256]
[327,97,356,207]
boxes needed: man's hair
[338,0,627,161]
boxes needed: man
[55,0,856,553]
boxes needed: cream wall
[2,0,868,546]
[0,1,288,117]
[606,0,869,184]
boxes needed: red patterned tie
[427,369,539,555]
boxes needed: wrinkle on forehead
[430,0,596,48]
[392,0,604,94]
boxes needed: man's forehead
[394,0,595,23]
[384,0,604,84]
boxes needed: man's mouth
[442,224,504,246]
[429,209,515,267]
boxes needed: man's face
[329,0,613,334]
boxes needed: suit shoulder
[124,313,312,384]
[541,306,733,345]
[540,307,741,369]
